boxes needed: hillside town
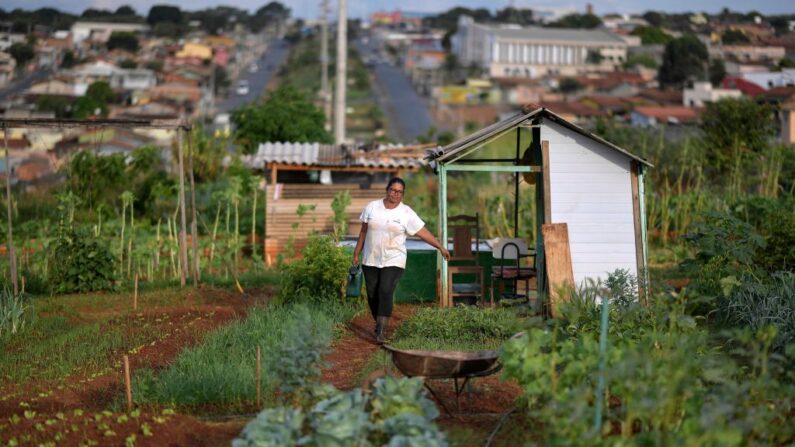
[1,4,794,188]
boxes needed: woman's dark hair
[386,177,406,191]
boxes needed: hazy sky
[3,0,792,19]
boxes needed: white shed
[427,106,653,311]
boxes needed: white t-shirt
[359,199,425,269]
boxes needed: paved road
[0,68,53,102]
[216,38,290,114]
[355,38,432,144]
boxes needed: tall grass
[132,301,360,411]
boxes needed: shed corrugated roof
[246,142,429,170]
[426,106,653,167]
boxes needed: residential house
[714,45,786,64]
[630,106,702,127]
[634,88,683,106]
[579,95,633,117]
[176,42,213,61]
[538,100,605,123]
[145,81,203,105]
[405,39,446,94]
[452,15,628,79]
[27,78,80,97]
[758,86,795,144]
[71,61,157,96]
[683,81,742,107]
[493,77,561,105]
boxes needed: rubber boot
[373,318,382,339]
[375,316,390,344]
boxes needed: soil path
[320,304,415,390]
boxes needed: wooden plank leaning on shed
[542,223,575,319]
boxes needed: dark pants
[362,265,404,318]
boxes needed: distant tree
[61,50,76,68]
[115,5,137,16]
[642,11,664,27]
[230,85,333,154]
[119,58,137,69]
[721,29,750,45]
[630,26,672,45]
[72,81,117,118]
[36,95,72,118]
[152,21,185,38]
[213,65,230,94]
[8,42,34,68]
[709,59,727,86]
[423,7,491,34]
[494,7,534,26]
[700,98,775,171]
[548,13,602,29]
[82,8,113,18]
[558,78,582,96]
[147,5,182,26]
[779,58,795,69]
[623,53,658,69]
[250,1,290,32]
[107,31,139,52]
[658,35,708,89]
[145,60,164,72]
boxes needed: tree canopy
[8,42,34,68]
[548,14,602,29]
[700,98,775,171]
[630,26,673,45]
[658,35,709,89]
[231,85,333,154]
[147,5,182,26]
[107,31,139,52]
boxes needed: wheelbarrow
[380,344,502,415]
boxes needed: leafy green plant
[722,273,795,351]
[331,190,352,242]
[278,235,349,304]
[0,287,27,337]
[51,226,117,293]
[232,377,447,447]
[271,304,332,403]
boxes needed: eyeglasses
[387,188,405,195]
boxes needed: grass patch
[0,313,163,383]
[132,301,361,412]
[392,306,524,352]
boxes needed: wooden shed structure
[427,106,653,311]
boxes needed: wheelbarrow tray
[382,345,501,380]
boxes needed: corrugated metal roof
[245,142,429,170]
[427,107,653,167]
[489,26,626,45]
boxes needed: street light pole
[334,0,347,145]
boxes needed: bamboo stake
[3,123,18,296]
[133,274,138,311]
[176,115,189,287]
[187,130,199,286]
[123,355,132,412]
[256,346,262,409]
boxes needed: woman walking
[352,178,450,343]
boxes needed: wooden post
[133,274,138,311]
[176,115,189,287]
[256,346,262,409]
[187,129,199,286]
[3,124,18,296]
[541,141,551,224]
[270,164,278,185]
[123,355,132,412]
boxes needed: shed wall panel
[540,119,638,286]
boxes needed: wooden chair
[443,214,484,307]
[490,238,536,307]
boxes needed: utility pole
[334,0,347,145]
[320,0,331,131]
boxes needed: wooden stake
[133,274,138,311]
[256,346,262,409]
[3,123,18,296]
[123,355,132,412]
[187,130,200,286]
[176,113,189,287]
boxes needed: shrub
[233,377,447,447]
[51,226,116,293]
[722,273,795,351]
[278,235,349,304]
